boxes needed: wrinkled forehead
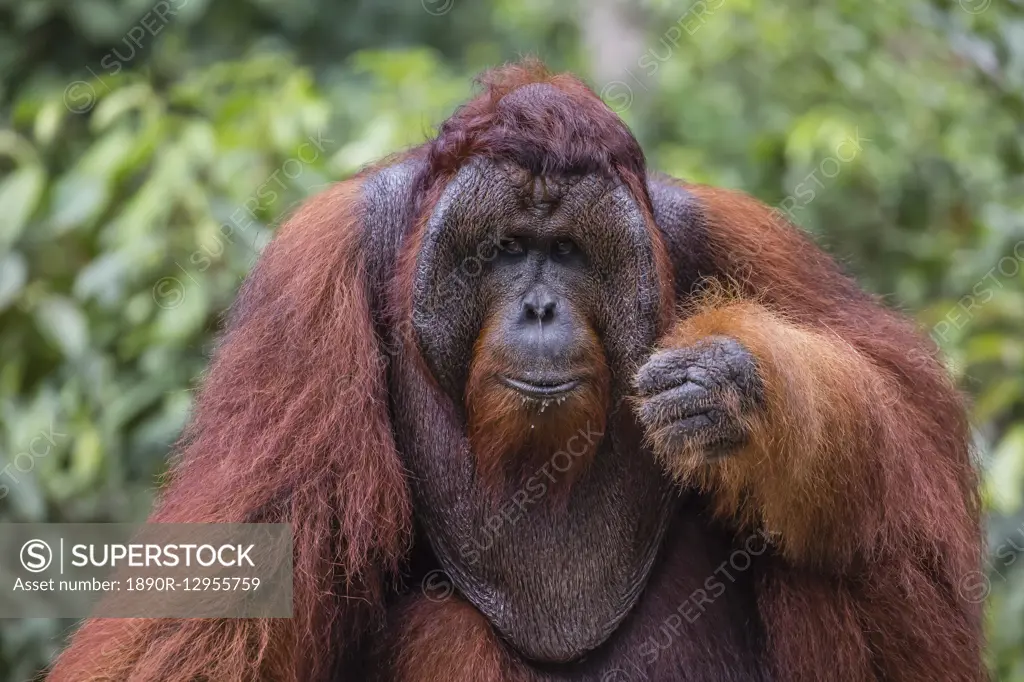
[410,157,664,391]
[416,157,656,278]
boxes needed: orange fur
[48,179,413,682]
[650,182,983,680]
[465,316,609,496]
[658,298,901,566]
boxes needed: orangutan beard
[464,327,610,499]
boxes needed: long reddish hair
[47,59,677,682]
[48,179,412,681]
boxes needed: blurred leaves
[0,0,1022,679]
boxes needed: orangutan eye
[500,237,525,255]
[553,239,576,257]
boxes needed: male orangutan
[49,60,983,681]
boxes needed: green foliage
[0,0,1022,678]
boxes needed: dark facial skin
[490,234,591,397]
[398,160,679,663]
[411,159,663,401]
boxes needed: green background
[1,0,1022,678]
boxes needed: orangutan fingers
[634,336,760,458]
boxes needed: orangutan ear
[47,159,424,682]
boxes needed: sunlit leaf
[0,165,45,247]
[0,251,28,312]
[988,426,1024,515]
[47,173,108,235]
[33,296,89,359]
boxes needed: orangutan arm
[639,180,984,681]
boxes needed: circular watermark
[600,81,634,114]
[63,80,97,114]
[958,0,991,13]
[421,569,455,602]
[422,0,454,15]
[20,539,52,573]
[958,570,991,604]
[601,669,633,682]
[152,276,185,309]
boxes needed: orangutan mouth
[498,375,580,399]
